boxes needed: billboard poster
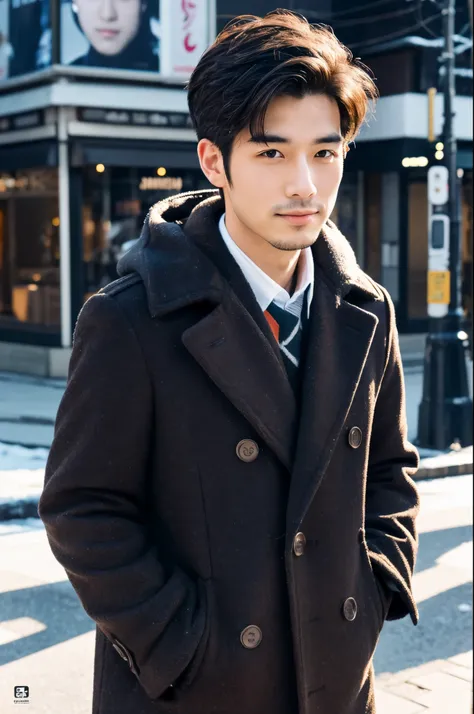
[0,0,51,81]
[160,0,210,78]
[60,0,161,72]
[60,0,211,78]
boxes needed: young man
[39,10,420,714]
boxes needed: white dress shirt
[218,213,314,320]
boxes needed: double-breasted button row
[236,439,259,462]
[238,430,363,457]
[240,625,263,649]
[348,426,363,449]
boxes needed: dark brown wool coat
[39,190,420,714]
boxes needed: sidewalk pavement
[374,651,473,713]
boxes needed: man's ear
[197,139,227,189]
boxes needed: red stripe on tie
[264,310,280,342]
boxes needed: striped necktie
[264,288,310,392]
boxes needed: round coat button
[240,625,263,649]
[236,439,259,463]
[343,597,358,621]
[348,426,363,449]
[293,532,307,557]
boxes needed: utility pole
[417,0,473,450]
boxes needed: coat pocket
[157,578,215,710]
[358,529,386,631]
[175,578,214,694]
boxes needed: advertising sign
[0,0,211,81]
[60,0,161,71]
[61,0,211,77]
[0,0,51,81]
[160,0,210,78]
[77,107,193,128]
[428,270,451,305]
[427,208,450,318]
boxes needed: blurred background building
[0,0,472,375]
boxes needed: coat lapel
[180,195,297,471]
[182,284,297,473]
[286,265,379,532]
[118,191,297,472]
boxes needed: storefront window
[82,166,210,299]
[0,169,60,331]
[407,181,428,320]
[364,173,382,283]
[332,172,359,254]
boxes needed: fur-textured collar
[117,189,382,317]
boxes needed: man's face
[74,0,142,56]
[199,93,345,253]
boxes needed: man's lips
[276,212,319,226]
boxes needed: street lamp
[417,0,473,449]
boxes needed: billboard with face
[0,0,211,82]
[60,0,212,78]
[0,0,52,81]
[60,0,160,71]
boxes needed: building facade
[0,0,472,375]
[328,0,473,334]
[0,0,215,374]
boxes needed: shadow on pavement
[375,523,473,674]
[375,582,472,673]
[0,580,95,666]
[415,524,473,574]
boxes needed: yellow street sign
[427,87,437,143]
[428,270,451,304]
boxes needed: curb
[0,498,41,522]
[414,461,473,481]
[0,438,53,450]
[0,463,472,521]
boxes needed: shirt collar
[218,213,314,318]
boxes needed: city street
[0,440,472,713]
[0,0,472,712]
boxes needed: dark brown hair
[187,9,378,181]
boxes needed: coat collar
[117,189,382,320]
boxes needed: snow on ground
[0,517,45,535]
[0,442,49,470]
[417,473,473,511]
[0,442,48,503]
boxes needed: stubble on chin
[267,231,321,252]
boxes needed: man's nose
[285,159,317,199]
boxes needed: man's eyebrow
[248,132,344,145]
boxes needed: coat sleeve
[365,288,421,625]
[38,292,207,701]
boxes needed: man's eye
[259,149,282,159]
[316,150,336,159]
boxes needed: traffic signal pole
[443,0,462,317]
[417,0,473,450]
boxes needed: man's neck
[224,212,300,292]
[288,269,299,296]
